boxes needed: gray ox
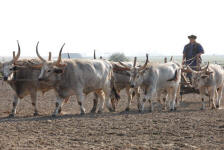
[186,64,224,110]
[119,55,181,112]
[111,62,140,111]
[92,51,140,112]
[36,44,120,116]
[0,41,62,117]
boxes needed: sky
[0,0,224,57]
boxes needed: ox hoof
[90,110,96,113]
[97,110,103,114]
[52,114,57,117]
[216,105,220,109]
[138,108,144,113]
[80,112,86,115]
[137,104,141,110]
[8,114,15,118]
[211,106,216,109]
[125,107,130,112]
[33,112,39,116]
[90,108,97,113]
[169,109,174,112]
[108,108,115,112]
[58,108,62,114]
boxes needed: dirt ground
[0,80,224,150]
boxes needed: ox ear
[54,68,63,74]
[10,65,26,71]
[205,71,213,75]
[201,75,209,79]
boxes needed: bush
[109,53,129,62]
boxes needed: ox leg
[103,88,114,112]
[58,96,70,114]
[208,88,216,109]
[156,92,162,112]
[91,93,98,113]
[30,92,39,116]
[58,97,70,114]
[106,97,114,112]
[141,87,154,112]
[52,96,64,117]
[148,99,154,112]
[139,98,147,112]
[169,88,177,111]
[216,86,223,109]
[125,88,132,111]
[135,88,141,111]
[199,88,206,110]
[97,91,105,114]
[9,95,20,117]
[76,94,86,115]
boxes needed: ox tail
[112,86,121,101]
[167,69,181,82]
[110,71,121,101]
[132,91,136,97]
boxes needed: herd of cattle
[0,41,224,118]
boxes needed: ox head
[185,63,212,89]
[1,41,21,81]
[36,42,66,82]
[119,54,149,88]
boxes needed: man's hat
[188,35,197,39]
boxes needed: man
[182,35,204,69]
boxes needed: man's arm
[197,44,204,57]
[182,53,186,65]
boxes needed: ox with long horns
[93,50,140,112]
[36,44,120,116]
[0,41,59,117]
[184,63,224,109]
[118,54,181,112]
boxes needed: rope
[183,56,196,62]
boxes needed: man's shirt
[183,42,204,66]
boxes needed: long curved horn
[36,42,46,62]
[200,62,209,71]
[14,41,21,62]
[56,43,65,65]
[133,57,137,67]
[94,50,96,59]
[48,52,52,61]
[13,51,15,59]
[186,65,198,74]
[10,41,21,64]
[139,53,148,71]
[118,61,131,69]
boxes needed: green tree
[109,53,129,62]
